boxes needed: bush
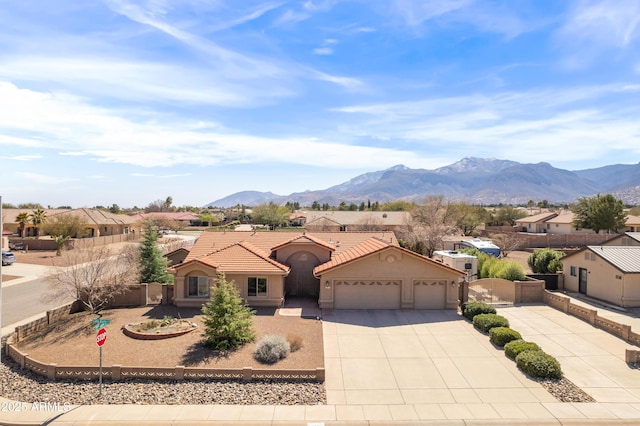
[473,313,510,333]
[496,260,526,281]
[461,301,496,320]
[481,256,500,279]
[489,327,522,347]
[286,333,303,352]
[254,335,290,364]
[528,249,565,274]
[504,340,541,360]
[516,350,563,379]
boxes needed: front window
[248,277,267,297]
[188,276,209,297]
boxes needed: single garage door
[334,280,401,309]
[413,280,446,309]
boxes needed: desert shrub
[504,340,541,360]
[489,327,522,347]
[160,315,174,327]
[516,350,563,379]
[528,249,565,274]
[138,319,159,331]
[201,274,255,350]
[254,335,290,364]
[495,260,526,281]
[480,256,500,279]
[286,333,303,352]
[473,313,510,333]
[461,301,496,320]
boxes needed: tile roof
[587,246,640,273]
[313,237,466,276]
[304,211,411,226]
[515,211,558,223]
[185,242,290,274]
[544,211,575,224]
[131,212,200,221]
[270,234,336,252]
[1,208,137,225]
[184,230,398,262]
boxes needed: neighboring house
[2,208,139,238]
[130,212,201,228]
[304,211,411,232]
[602,232,640,247]
[625,215,640,232]
[163,246,192,266]
[170,231,465,310]
[543,211,595,234]
[563,245,640,307]
[1,230,11,250]
[515,211,559,233]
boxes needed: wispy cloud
[132,173,193,178]
[0,154,42,161]
[555,0,640,68]
[20,172,78,184]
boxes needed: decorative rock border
[121,321,197,340]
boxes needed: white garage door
[413,280,446,309]
[334,280,401,309]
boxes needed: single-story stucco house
[562,237,640,307]
[169,231,465,310]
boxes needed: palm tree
[30,208,47,238]
[16,212,30,237]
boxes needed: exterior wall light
[325,280,331,288]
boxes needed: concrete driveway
[321,307,640,422]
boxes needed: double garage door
[333,279,446,309]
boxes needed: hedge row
[463,301,562,379]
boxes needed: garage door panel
[334,280,401,309]
[413,280,446,309]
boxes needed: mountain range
[207,158,640,207]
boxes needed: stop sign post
[96,327,107,395]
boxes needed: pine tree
[201,274,255,350]
[139,220,172,284]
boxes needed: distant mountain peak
[436,157,519,174]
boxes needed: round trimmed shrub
[462,301,496,321]
[515,350,563,379]
[489,327,522,347]
[254,335,290,364]
[496,261,526,281]
[504,340,541,360]
[473,313,509,333]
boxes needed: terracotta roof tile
[270,234,336,252]
[182,241,289,274]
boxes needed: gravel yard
[2,305,326,405]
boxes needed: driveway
[322,307,640,422]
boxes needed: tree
[251,202,289,229]
[492,232,524,258]
[379,200,416,211]
[201,274,256,351]
[45,245,140,313]
[401,196,458,257]
[199,212,219,227]
[18,202,43,209]
[449,202,489,236]
[29,208,47,238]
[491,206,527,226]
[41,213,87,255]
[528,248,565,274]
[109,203,121,214]
[16,212,30,237]
[163,196,173,212]
[571,194,627,234]
[139,220,172,284]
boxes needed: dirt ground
[17,305,324,370]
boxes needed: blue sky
[1,0,640,208]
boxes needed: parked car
[2,250,16,266]
[8,241,24,250]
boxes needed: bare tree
[45,245,140,313]
[42,213,88,256]
[400,196,459,257]
[492,232,524,258]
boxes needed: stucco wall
[318,248,461,310]
[274,243,331,265]
[561,252,640,306]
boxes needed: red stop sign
[96,327,107,347]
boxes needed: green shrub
[515,350,563,379]
[473,313,509,333]
[504,340,541,360]
[528,249,565,274]
[489,327,522,347]
[254,335,290,364]
[496,260,526,281]
[481,256,499,279]
[461,301,496,320]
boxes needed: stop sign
[96,327,107,347]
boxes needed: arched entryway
[284,251,321,297]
